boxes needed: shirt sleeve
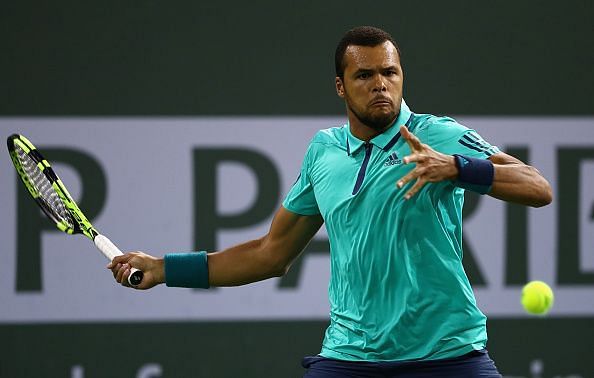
[282,142,321,215]
[426,116,500,159]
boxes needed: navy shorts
[302,349,502,377]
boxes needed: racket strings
[15,145,74,228]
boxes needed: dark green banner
[0,319,591,377]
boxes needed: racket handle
[94,234,144,286]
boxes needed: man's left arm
[397,125,553,208]
[487,152,552,207]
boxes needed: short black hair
[335,26,400,79]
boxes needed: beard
[345,95,398,132]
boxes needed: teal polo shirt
[282,100,500,362]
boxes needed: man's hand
[396,125,458,199]
[107,252,165,290]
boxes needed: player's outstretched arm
[207,207,323,286]
[108,207,323,289]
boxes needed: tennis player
[110,26,552,377]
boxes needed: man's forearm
[206,238,288,287]
[489,163,553,207]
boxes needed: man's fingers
[403,153,421,164]
[396,127,446,199]
[400,125,411,138]
[397,168,421,188]
[400,125,423,151]
[108,254,131,269]
[111,263,121,279]
[114,263,124,282]
[121,268,131,287]
[115,263,130,284]
[404,178,427,200]
[107,251,157,289]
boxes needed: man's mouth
[370,98,392,107]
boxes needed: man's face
[336,41,403,132]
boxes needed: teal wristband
[164,251,210,288]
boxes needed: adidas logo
[384,152,402,166]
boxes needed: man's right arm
[207,206,323,286]
[109,206,324,289]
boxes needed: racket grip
[95,234,144,286]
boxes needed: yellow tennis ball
[521,281,554,315]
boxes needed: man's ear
[335,77,345,98]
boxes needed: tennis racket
[7,134,143,286]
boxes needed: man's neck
[348,116,397,142]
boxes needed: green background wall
[2,1,593,116]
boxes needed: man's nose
[372,75,387,92]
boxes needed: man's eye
[358,73,371,79]
[385,70,397,76]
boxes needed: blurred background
[1,1,593,377]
